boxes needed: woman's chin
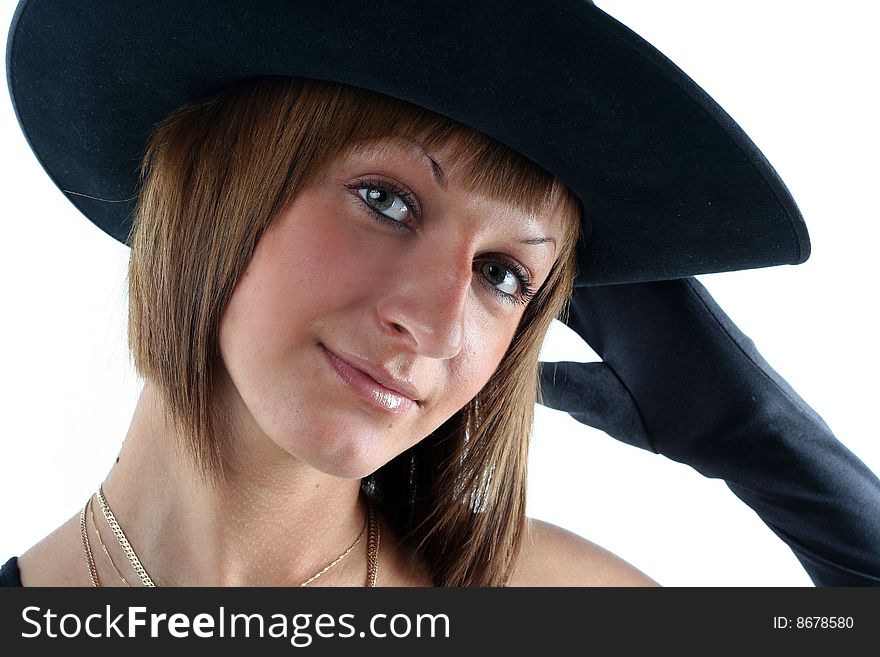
[272,433,391,480]
[305,457,385,481]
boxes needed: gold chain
[82,489,380,587]
[89,497,130,586]
[298,508,367,586]
[78,498,100,587]
[95,486,155,587]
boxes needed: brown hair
[128,77,582,586]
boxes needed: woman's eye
[481,262,520,296]
[357,184,412,223]
[480,260,536,306]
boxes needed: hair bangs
[313,84,582,247]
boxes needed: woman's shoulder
[507,517,659,587]
[16,513,88,586]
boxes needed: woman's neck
[98,383,367,586]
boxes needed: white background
[1,1,878,586]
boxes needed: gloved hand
[539,276,880,586]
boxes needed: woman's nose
[374,246,472,360]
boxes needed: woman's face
[218,136,565,478]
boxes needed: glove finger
[539,360,654,452]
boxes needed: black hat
[5,0,810,286]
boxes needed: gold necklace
[81,488,380,586]
[298,510,367,586]
[88,497,130,586]
[95,487,155,586]
[78,498,100,587]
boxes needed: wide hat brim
[6,0,810,286]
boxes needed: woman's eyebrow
[399,137,447,189]
[520,236,556,247]
[351,137,447,189]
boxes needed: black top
[0,557,21,587]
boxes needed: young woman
[2,0,878,586]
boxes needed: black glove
[539,276,880,586]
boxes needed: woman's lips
[321,344,416,415]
